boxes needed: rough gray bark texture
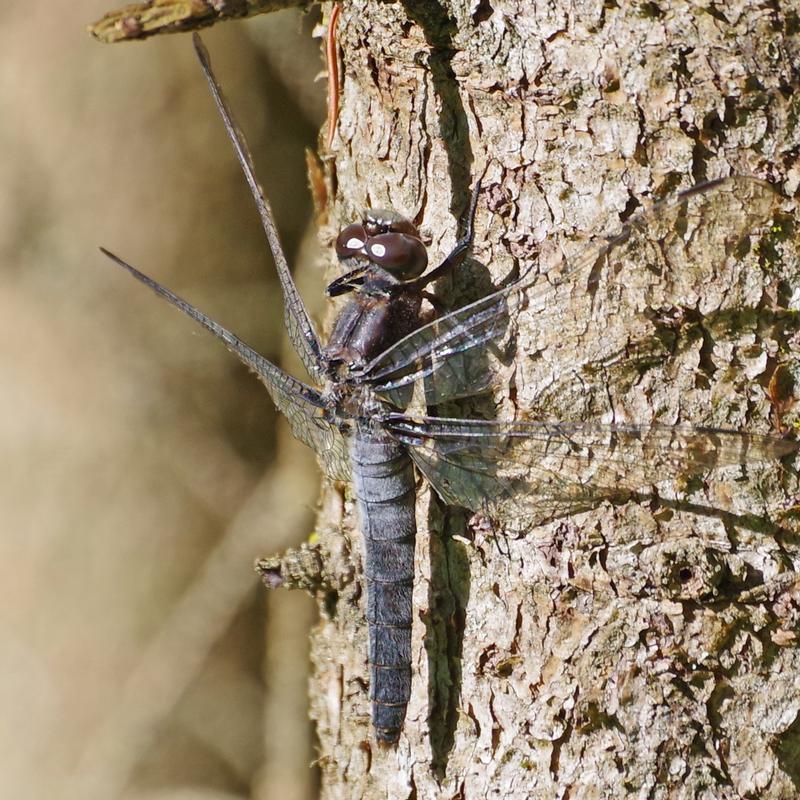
[298,1,800,797]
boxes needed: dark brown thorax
[324,208,429,370]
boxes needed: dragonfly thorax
[324,379,384,425]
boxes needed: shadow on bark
[775,711,800,790]
[399,0,473,218]
[637,494,800,545]
[425,503,471,776]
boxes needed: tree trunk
[292,1,800,798]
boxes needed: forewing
[101,248,350,482]
[193,36,329,384]
[388,415,796,527]
[356,176,777,407]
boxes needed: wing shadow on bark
[636,495,800,547]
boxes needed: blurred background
[1,2,326,798]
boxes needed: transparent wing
[193,35,329,384]
[101,248,350,482]
[354,177,777,408]
[387,414,796,526]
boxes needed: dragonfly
[100,34,798,744]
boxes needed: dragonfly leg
[421,290,447,314]
[411,179,482,289]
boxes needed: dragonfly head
[334,209,428,281]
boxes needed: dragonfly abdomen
[351,429,416,744]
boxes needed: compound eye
[335,223,368,258]
[366,232,428,279]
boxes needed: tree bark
[296,1,800,798]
